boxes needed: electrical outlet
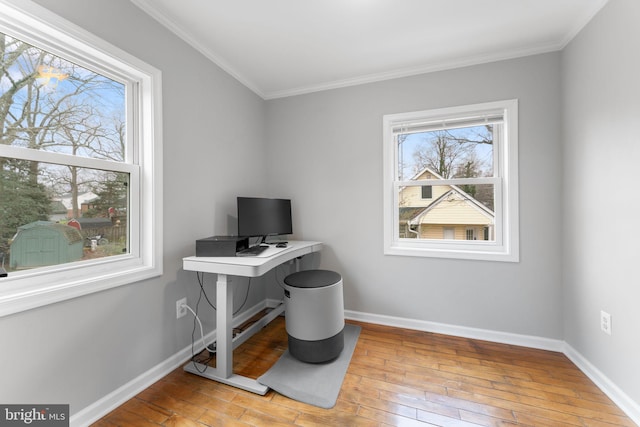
[176,297,187,319]
[600,310,611,335]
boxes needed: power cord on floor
[182,301,216,373]
[184,271,263,373]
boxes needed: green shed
[9,221,84,270]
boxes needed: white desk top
[183,240,322,277]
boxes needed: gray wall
[562,0,640,404]
[0,0,268,414]
[265,53,564,338]
[1,0,638,419]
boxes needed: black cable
[233,278,252,315]
[190,273,218,373]
[188,272,256,371]
[196,271,216,310]
[190,279,209,373]
[197,271,251,315]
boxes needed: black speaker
[196,236,249,257]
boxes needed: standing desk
[182,240,322,394]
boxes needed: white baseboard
[70,299,281,427]
[344,309,565,352]
[345,309,639,426]
[564,343,640,426]
[71,342,190,427]
[72,305,639,426]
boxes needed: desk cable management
[186,272,253,373]
[185,260,297,374]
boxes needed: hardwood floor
[93,317,634,426]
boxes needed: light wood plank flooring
[93,317,634,426]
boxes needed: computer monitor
[237,197,292,243]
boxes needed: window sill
[384,243,519,262]
[0,257,162,317]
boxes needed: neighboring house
[53,191,99,219]
[399,167,495,240]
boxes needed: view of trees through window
[396,124,497,241]
[0,32,129,272]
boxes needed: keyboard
[236,245,268,257]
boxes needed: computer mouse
[276,242,287,248]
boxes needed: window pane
[397,124,495,180]
[385,100,517,261]
[1,32,129,273]
[0,33,126,161]
[0,157,129,273]
[398,183,495,241]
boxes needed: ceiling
[131,0,608,99]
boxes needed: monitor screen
[237,197,292,240]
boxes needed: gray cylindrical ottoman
[283,269,345,363]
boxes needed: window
[466,229,476,241]
[421,185,432,199]
[0,1,163,316]
[383,100,518,262]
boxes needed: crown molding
[130,0,611,100]
[129,0,266,99]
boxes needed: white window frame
[383,99,519,262]
[0,0,163,317]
